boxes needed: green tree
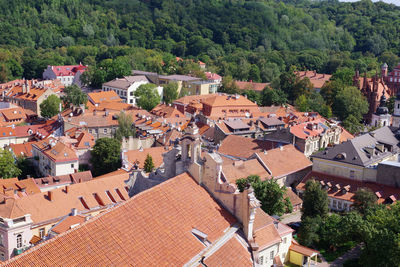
[134,84,161,111]
[163,82,179,105]
[0,149,21,179]
[63,85,88,107]
[90,138,121,176]
[261,88,287,106]
[40,95,61,118]
[236,175,292,216]
[387,96,396,114]
[16,156,36,179]
[241,90,261,105]
[299,215,322,247]
[301,179,329,220]
[353,188,377,215]
[333,86,369,121]
[331,67,354,86]
[115,112,135,141]
[143,154,155,173]
[220,75,239,94]
[342,114,363,134]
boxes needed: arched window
[16,234,22,248]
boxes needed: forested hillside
[0,0,399,85]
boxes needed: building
[0,171,129,261]
[63,128,95,165]
[8,141,36,159]
[295,70,331,90]
[312,126,399,182]
[381,62,400,96]
[4,80,59,117]
[353,72,390,123]
[42,64,87,87]
[265,118,344,157]
[158,74,201,95]
[297,171,400,212]
[172,94,216,115]
[235,80,269,92]
[150,104,185,118]
[121,146,170,171]
[188,80,220,95]
[371,93,391,127]
[102,76,151,105]
[198,94,260,123]
[87,90,122,107]
[205,72,222,83]
[32,138,78,177]
[214,116,285,144]
[34,171,93,192]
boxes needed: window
[338,201,342,209]
[39,228,45,238]
[333,200,337,208]
[344,203,348,210]
[95,129,98,134]
[106,190,116,203]
[259,256,263,265]
[16,234,22,248]
[71,164,74,168]
[350,170,355,178]
[130,99,133,104]
[283,237,287,244]
[130,91,134,96]
[104,129,107,134]
[270,250,274,260]
[0,233,3,246]
[0,252,4,261]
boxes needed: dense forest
[0,0,400,86]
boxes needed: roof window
[79,197,89,209]
[191,228,210,246]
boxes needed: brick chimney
[48,191,53,201]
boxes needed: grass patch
[318,241,356,262]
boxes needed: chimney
[241,186,260,241]
[65,185,69,193]
[48,191,53,201]
[71,208,78,216]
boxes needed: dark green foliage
[163,82,179,105]
[301,179,329,220]
[63,85,88,107]
[241,90,261,105]
[40,95,61,118]
[90,138,121,176]
[295,92,332,118]
[16,156,36,179]
[352,188,377,215]
[0,150,21,179]
[143,154,155,173]
[235,175,292,216]
[115,112,136,141]
[261,88,288,106]
[134,84,161,111]
[332,86,369,121]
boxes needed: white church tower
[371,92,391,128]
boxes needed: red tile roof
[218,135,277,159]
[290,242,319,257]
[51,64,87,77]
[0,178,41,197]
[296,71,331,89]
[87,90,122,105]
[8,141,36,158]
[235,81,269,91]
[51,215,86,234]
[297,171,400,204]
[3,173,239,266]
[150,104,185,118]
[255,145,312,178]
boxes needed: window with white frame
[259,256,263,265]
[39,228,45,238]
[283,237,287,244]
[270,250,274,260]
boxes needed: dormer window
[335,153,346,160]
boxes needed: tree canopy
[143,154,155,173]
[236,175,292,216]
[115,112,136,141]
[90,138,121,176]
[301,179,329,220]
[0,149,21,179]
[40,95,61,118]
[134,84,161,111]
[63,85,88,107]
[162,82,179,105]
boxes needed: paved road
[280,210,301,224]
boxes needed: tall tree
[333,86,369,121]
[162,82,179,105]
[261,88,287,106]
[301,179,329,220]
[134,84,161,111]
[0,149,21,179]
[90,138,121,176]
[236,175,292,216]
[63,85,88,107]
[115,112,135,141]
[143,154,155,173]
[353,188,377,215]
[40,95,61,118]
